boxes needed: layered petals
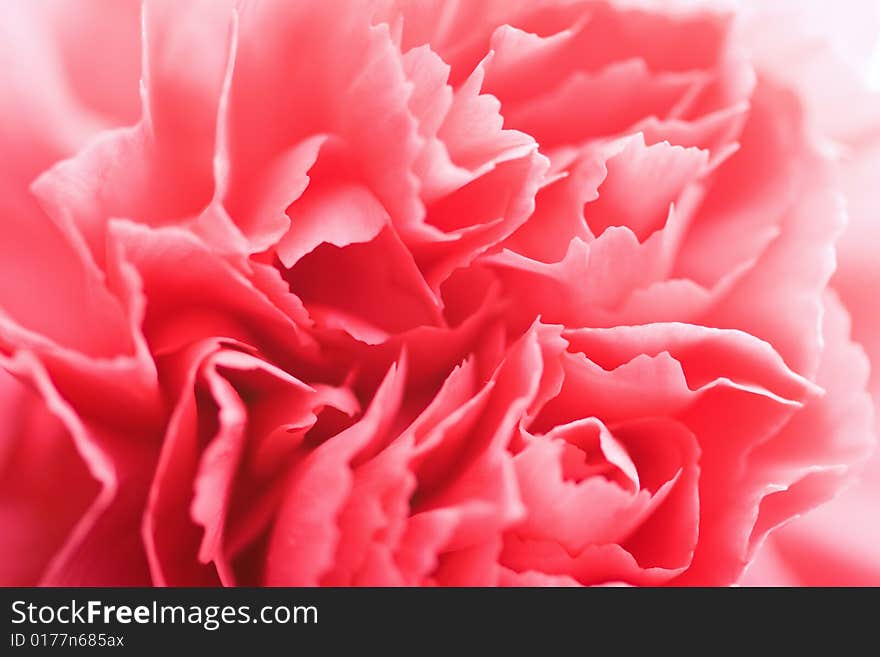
[1,0,877,588]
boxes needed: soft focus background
[738,0,880,586]
[631,0,880,587]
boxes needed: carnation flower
[1,0,877,586]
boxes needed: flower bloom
[0,0,877,586]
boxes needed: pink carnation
[1,0,878,586]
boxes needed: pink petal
[0,365,99,585]
[1,353,152,586]
[264,359,406,585]
[504,59,704,149]
[285,227,443,344]
[276,141,389,267]
[227,1,423,241]
[31,0,238,266]
[106,221,315,358]
[585,136,708,242]
[744,292,875,558]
